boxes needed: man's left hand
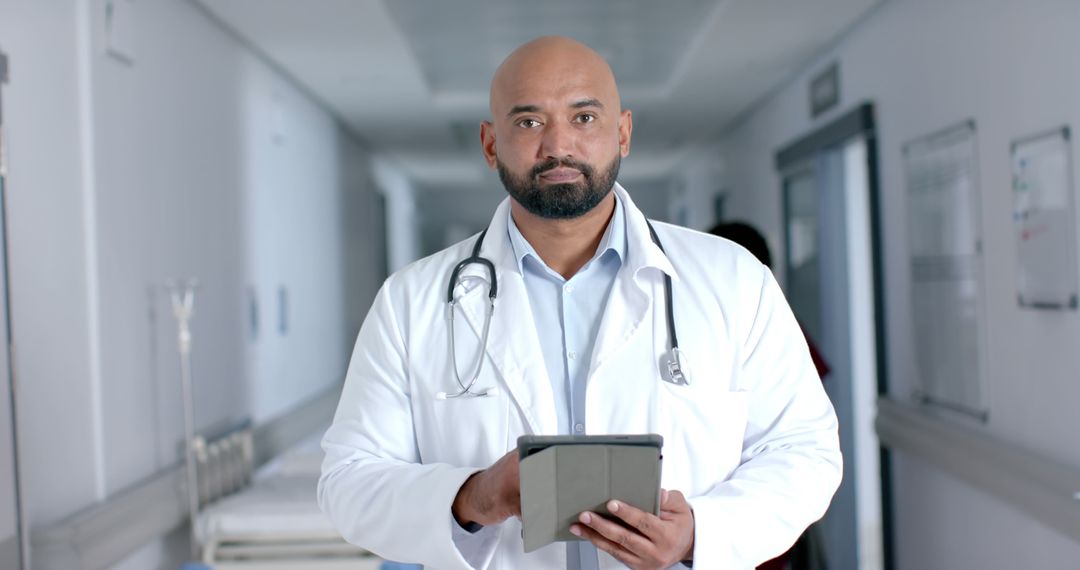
[570,488,695,569]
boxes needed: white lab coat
[319,184,841,569]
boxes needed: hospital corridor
[1,0,1079,568]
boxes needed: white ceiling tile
[195,0,885,184]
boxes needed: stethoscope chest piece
[662,346,691,386]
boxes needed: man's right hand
[452,449,521,528]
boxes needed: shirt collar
[506,193,627,277]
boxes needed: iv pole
[166,279,206,567]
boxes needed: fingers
[570,520,645,567]
[462,449,523,525]
[497,448,520,475]
[498,452,522,519]
[574,508,654,555]
[492,448,520,502]
[660,489,690,513]
[571,493,697,568]
[604,500,663,541]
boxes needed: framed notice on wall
[1011,126,1078,309]
[903,120,989,420]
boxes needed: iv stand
[167,279,201,563]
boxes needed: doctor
[319,36,841,569]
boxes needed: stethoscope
[436,217,688,400]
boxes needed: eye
[517,118,542,129]
[575,113,596,124]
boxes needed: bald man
[319,37,841,570]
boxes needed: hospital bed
[190,426,384,570]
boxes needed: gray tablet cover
[518,434,663,553]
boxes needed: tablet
[517,434,663,553]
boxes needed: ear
[618,109,633,157]
[480,121,498,170]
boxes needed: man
[319,36,841,569]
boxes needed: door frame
[0,48,27,570]
[775,102,893,570]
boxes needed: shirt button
[568,351,577,360]
[574,423,585,433]
[564,284,574,293]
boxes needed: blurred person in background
[709,220,832,570]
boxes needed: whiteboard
[1011,127,1078,309]
[903,121,989,419]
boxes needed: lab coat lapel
[454,198,558,435]
[589,185,679,376]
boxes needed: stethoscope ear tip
[435,392,449,400]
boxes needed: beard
[497,154,620,220]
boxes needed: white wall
[0,0,101,529]
[89,0,252,497]
[692,0,1080,566]
[668,143,726,231]
[88,0,384,491]
[621,177,671,223]
[234,41,380,424]
[0,0,384,566]
[373,156,421,272]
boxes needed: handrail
[876,397,1080,540]
[30,385,340,569]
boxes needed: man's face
[481,43,632,219]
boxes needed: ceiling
[197,0,884,188]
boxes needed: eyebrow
[507,104,540,117]
[571,98,604,110]
[506,98,605,118]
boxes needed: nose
[539,120,574,160]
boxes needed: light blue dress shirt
[506,198,626,436]
[506,196,626,570]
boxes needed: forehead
[492,57,618,114]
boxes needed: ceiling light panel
[383,0,717,96]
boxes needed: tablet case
[517,434,663,553]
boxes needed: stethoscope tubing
[441,230,497,399]
[441,216,686,399]
[645,220,679,351]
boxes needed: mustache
[530,158,594,179]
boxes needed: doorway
[776,103,889,570]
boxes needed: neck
[511,192,616,280]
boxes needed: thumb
[661,489,689,512]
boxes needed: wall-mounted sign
[1012,126,1077,309]
[810,62,840,118]
[903,120,989,420]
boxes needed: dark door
[777,104,889,570]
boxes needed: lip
[538,167,583,183]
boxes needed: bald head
[489,36,621,116]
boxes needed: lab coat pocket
[418,386,510,469]
[656,386,749,495]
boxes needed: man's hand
[451,449,521,527]
[570,488,695,569]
